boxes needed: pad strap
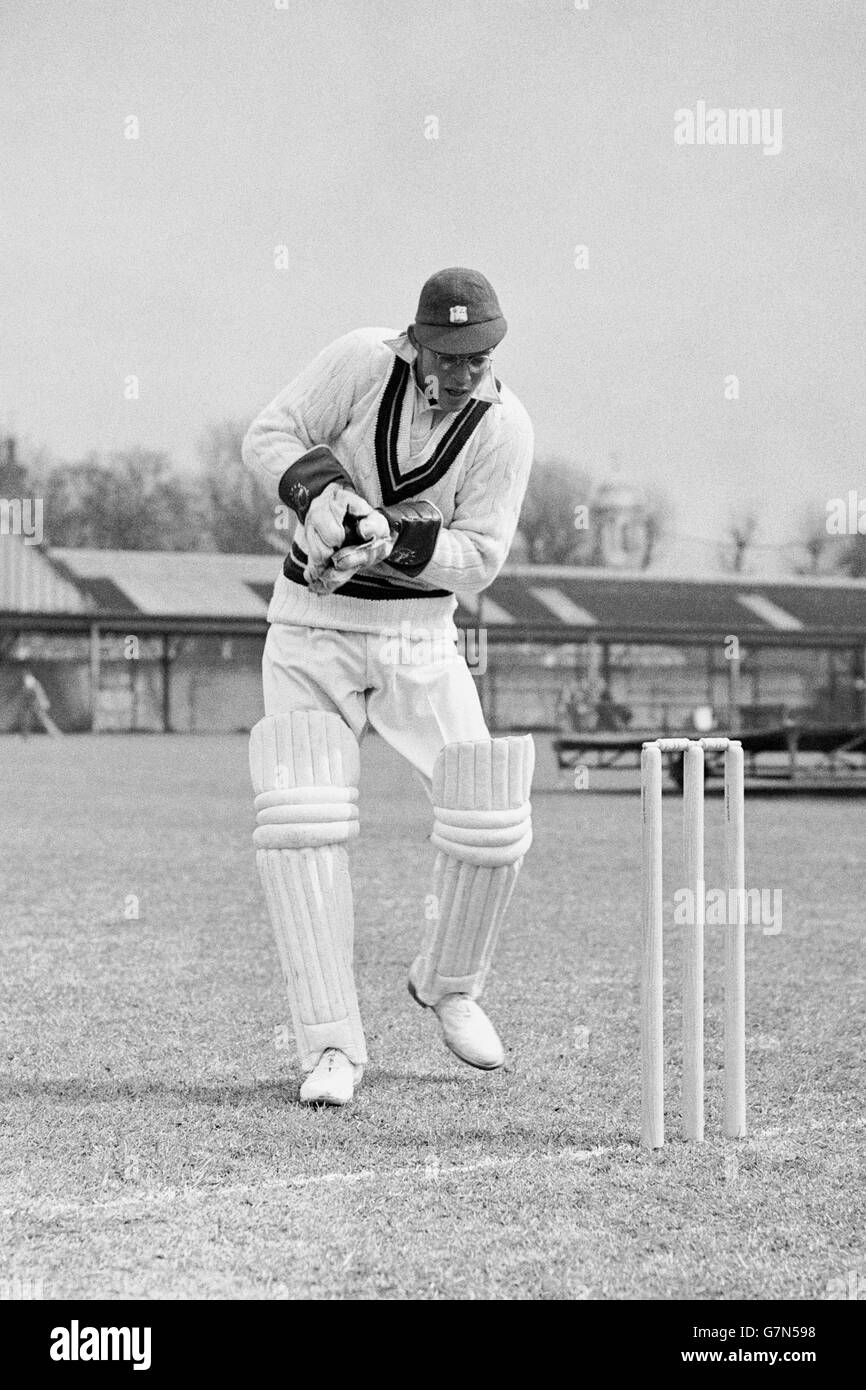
[253,786,359,849]
[250,711,360,849]
[429,739,534,866]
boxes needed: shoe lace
[443,995,473,1019]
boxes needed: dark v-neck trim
[374,356,495,505]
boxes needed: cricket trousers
[251,619,532,1073]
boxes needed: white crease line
[2,1121,859,1220]
[2,1146,619,1219]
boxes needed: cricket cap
[412,267,507,353]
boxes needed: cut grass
[0,733,862,1299]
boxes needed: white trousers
[256,620,505,1071]
[262,622,490,782]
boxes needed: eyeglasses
[428,350,492,374]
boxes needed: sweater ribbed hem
[267,571,459,637]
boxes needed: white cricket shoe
[433,994,506,1071]
[299,1048,363,1106]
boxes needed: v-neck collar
[374,355,495,505]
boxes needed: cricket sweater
[242,328,534,636]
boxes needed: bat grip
[341,512,368,547]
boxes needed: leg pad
[250,711,366,1070]
[410,736,535,1005]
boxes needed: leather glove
[304,484,391,592]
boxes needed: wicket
[640,737,746,1149]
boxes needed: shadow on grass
[0,1078,293,1106]
[0,1068,471,1106]
[363,1069,467,1086]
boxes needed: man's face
[409,330,489,413]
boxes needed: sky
[2,0,863,569]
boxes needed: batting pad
[249,710,366,1071]
[410,736,535,1006]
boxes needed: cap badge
[449,305,468,323]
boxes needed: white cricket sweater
[242,327,534,635]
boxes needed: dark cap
[412,267,507,353]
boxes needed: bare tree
[718,507,759,573]
[836,534,866,578]
[782,501,866,577]
[791,504,834,575]
[517,457,595,565]
[197,421,284,554]
[41,449,205,550]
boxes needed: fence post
[162,634,172,733]
[89,624,101,732]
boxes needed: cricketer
[242,268,535,1104]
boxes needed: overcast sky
[2,0,863,562]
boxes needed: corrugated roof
[3,546,866,645]
[475,567,866,637]
[52,548,276,618]
[462,567,866,642]
[0,533,90,613]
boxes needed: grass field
[0,732,862,1301]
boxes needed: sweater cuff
[277,446,355,522]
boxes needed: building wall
[1,634,861,735]
[0,636,267,733]
[482,642,856,732]
[0,658,92,732]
